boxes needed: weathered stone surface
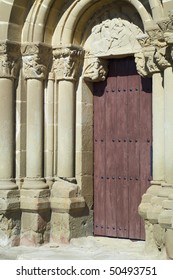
[165,229,173,259]
[20,210,50,246]
[158,209,173,229]
[20,189,50,211]
[0,210,21,247]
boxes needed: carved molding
[0,41,20,78]
[21,43,52,80]
[52,45,84,81]
[83,57,108,82]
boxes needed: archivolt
[52,0,155,46]
[0,0,164,44]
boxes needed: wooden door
[93,57,152,240]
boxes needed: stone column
[44,71,55,186]
[50,46,85,243]
[20,43,51,246]
[135,42,167,253]
[0,41,20,246]
[164,66,173,183]
[152,73,165,181]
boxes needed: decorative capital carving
[135,48,160,77]
[0,41,21,78]
[157,11,173,44]
[83,57,108,82]
[134,52,148,77]
[52,45,84,81]
[154,46,171,69]
[136,30,165,75]
[21,43,52,80]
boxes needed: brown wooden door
[93,57,152,240]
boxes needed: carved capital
[134,52,148,77]
[83,57,108,82]
[52,45,84,81]
[135,48,160,77]
[0,41,21,78]
[157,11,173,44]
[21,43,52,80]
[136,33,162,75]
[154,46,171,70]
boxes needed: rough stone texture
[0,211,21,247]
[20,189,50,246]
[50,179,87,243]
[165,229,173,259]
[0,0,173,261]
[20,211,50,246]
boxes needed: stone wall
[0,0,173,259]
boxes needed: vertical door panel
[93,82,106,236]
[116,59,128,238]
[93,57,152,240]
[105,61,117,237]
[127,58,141,239]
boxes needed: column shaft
[164,67,173,183]
[26,79,44,178]
[44,78,54,178]
[152,72,165,181]
[57,80,75,178]
[0,78,17,189]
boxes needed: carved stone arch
[82,5,148,80]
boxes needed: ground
[0,237,165,260]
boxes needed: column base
[20,188,50,246]
[23,178,49,189]
[139,181,173,259]
[0,179,18,190]
[0,189,20,246]
[50,178,86,244]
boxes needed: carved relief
[154,46,171,69]
[85,17,143,56]
[0,41,20,78]
[83,57,108,82]
[157,10,173,44]
[134,52,148,77]
[22,43,52,80]
[53,46,84,80]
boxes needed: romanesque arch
[0,0,173,259]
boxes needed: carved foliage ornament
[0,41,20,78]
[53,46,84,81]
[83,57,108,82]
[22,43,52,80]
[157,10,173,44]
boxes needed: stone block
[147,205,162,224]
[150,196,166,205]
[141,193,153,203]
[162,199,173,210]
[51,197,85,212]
[20,210,50,246]
[51,179,79,198]
[0,210,21,247]
[80,175,93,197]
[138,202,152,219]
[153,224,165,250]
[165,229,173,259]
[0,190,20,211]
[158,209,173,229]
[146,184,162,195]
[50,210,93,244]
[158,186,173,198]
[20,189,50,211]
